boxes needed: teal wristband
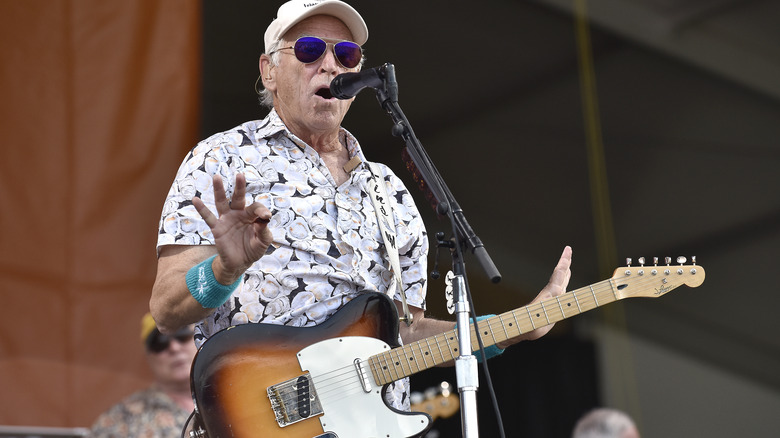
[455,314,506,363]
[185,255,241,308]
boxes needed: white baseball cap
[264,0,369,53]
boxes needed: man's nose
[319,46,341,74]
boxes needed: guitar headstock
[410,382,460,421]
[612,256,705,299]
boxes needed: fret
[401,346,415,375]
[413,344,425,372]
[498,315,510,340]
[609,278,619,300]
[511,311,523,335]
[556,295,565,319]
[372,354,383,385]
[398,346,416,375]
[379,351,397,383]
[573,290,582,313]
[385,350,400,381]
[590,285,599,306]
[369,357,382,385]
[526,306,536,329]
[388,348,407,379]
[443,331,459,363]
[421,338,432,368]
[434,333,448,364]
[404,342,422,373]
[474,318,498,346]
[368,357,379,384]
[540,301,550,324]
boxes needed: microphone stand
[369,63,502,438]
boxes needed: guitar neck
[369,278,617,385]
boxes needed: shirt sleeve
[157,131,248,253]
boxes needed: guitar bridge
[267,373,324,427]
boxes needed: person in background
[572,407,641,438]
[87,313,197,438]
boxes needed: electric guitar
[188,259,705,438]
[410,382,460,422]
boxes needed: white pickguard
[297,336,430,438]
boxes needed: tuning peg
[677,256,687,265]
[665,257,672,265]
[692,256,697,265]
[638,257,645,266]
[626,257,632,267]
[653,257,659,266]
[440,381,452,397]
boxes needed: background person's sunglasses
[147,329,194,353]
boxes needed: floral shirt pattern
[157,110,428,410]
[87,385,189,438]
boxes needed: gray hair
[256,38,367,109]
[257,39,283,109]
[572,408,638,438]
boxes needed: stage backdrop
[0,0,200,427]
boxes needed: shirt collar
[258,109,368,167]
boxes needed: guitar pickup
[267,373,324,428]
[354,358,372,393]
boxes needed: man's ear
[259,55,276,91]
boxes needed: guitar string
[277,269,685,403]
[285,275,681,411]
[270,268,696,406]
[463,267,695,353]
[286,271,674,401]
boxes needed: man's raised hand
[191,173,274,284]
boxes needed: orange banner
[0,0,201,427]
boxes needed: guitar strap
[366,162,413,326]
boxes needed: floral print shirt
[87,385,189,438]
[157,109,428,409]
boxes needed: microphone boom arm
[372,64,501,283]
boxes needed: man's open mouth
[315,86,334,99]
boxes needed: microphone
[330,65,386,99]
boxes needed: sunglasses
[147,329,194,353]
[272,36,362,69]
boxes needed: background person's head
[140,313,197,390]
[572,408,640,438]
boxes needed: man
[572,408,641,438]
[87,314,196,438]
[151,0,570,419]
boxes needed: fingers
[230,173,247,211]
[248,202,272,224]
[212,174,230,215]
[548,246,573,295]
[559,245,572,287]
[192,196,218,228]
[212,173,250,215]
[196,173,246,227]
[195,174,272,228]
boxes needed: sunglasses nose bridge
[317,44,343,71]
